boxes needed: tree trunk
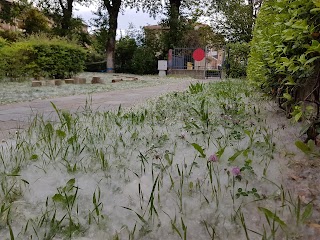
[104,0,121,73]
[60,0,73,36]
[168,0,181,49]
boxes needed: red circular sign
[193,48,205,61]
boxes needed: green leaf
[291,20,308,31]
[307,139,315,151]
[44,123,53,134]
[52,194,64,203]
[121,206,148,225]
[295,140,310,154]
[191,143,206,158]
[301,204,313,222]
[312,0,320,8]
[283,93,292,101]
[258,207,287,228]
[304,56,320,66]
[285,75,296,86]
[56,129,66,139]
[216,147,225,157]
[67,136,76,144]
[30,154,38,161]
[310,8,320,13]
[294,111,302,122]
[228,150,243,162]
[65,178,75,191]
[8,222,14,240]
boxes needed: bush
[0,37,8,78]
[0,41,34,80]
[0,30,23,42]
[0,37,7,48]
[85,51,105,72]
[131,46,158,75]
[247,0,320,118]
[225,42,250,78]
[115,36,137,73]
[0,36,86,81]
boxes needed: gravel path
[0,79,210,140]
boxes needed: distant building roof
[143,25,169,30]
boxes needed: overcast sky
[74,4,161,34]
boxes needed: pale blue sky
[74,4,161,34]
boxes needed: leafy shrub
[0,37,8,78]
[85,51,105,72]
[0,36,86,81]
[225,42,250,78]
[21,8,50,35]
[0,30,23,42]
[247,0,320,105]
[115,36,137,73]
[0,37,7,48]
[131,46,158,75]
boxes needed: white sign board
[158,60,168,71]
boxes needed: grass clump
[0,79,313,239]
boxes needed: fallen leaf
[308,223,320,229]
[289,174,300,180]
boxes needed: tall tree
[36,0,87,36]
[21,8,50,34]
[141,0,214,49]
[0,0,30,25]
[167,0,181,48]
[100,0,122,73]
[209,0,261,43]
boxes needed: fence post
[168,49,173,74]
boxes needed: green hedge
[247,0,320,111]
[0,36,86,81]
[0,37,7,78]
[115,36,137,73]
[131,46,158,75]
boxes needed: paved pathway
[0,79,211,140]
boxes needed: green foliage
[226,42,250,78]
[0,0,30,25]
[131,46,158,75]
[115,36,137,73]
[0,36,86,81]
[0,41,33,80]
[180,23,224,48]
[247,0,320,107]
[21,8,50,34]
[188,82,204,94]
[85,51,105,72]
[0,37,7,49]
[210,0,255,43]
[295,139,320,157]
[0,30,23,43]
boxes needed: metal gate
[168,47,224,79]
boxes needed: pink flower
[231,167,241,176]
[180,131,186,139]
[208,154,218,162]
